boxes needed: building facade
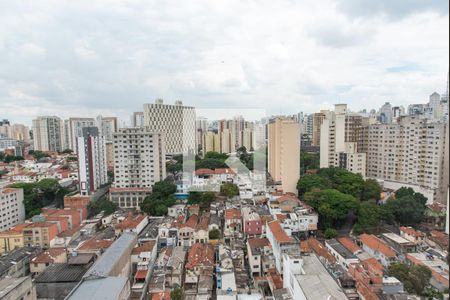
[32,116,63,152]
[143,99,196,155]
[0,188,25,231]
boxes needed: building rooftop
[32,247,66,264]
[337,237,362,254]
[66,276,129,300]
[84,232,136,277]
[35,263,89,283]
[0,246,41,276]
[0,276,30,298]
[248,238,270,256]
[359,234,396,258]
[326,239,357,260]
[382,233,414,246]
[267,220,293,244]
[296,254,348,300]
[131,240,156,255]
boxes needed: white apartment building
[367,116,447,203]
[32,116,63,152]
[96,115,118,142]
[143,99,196,155]
[77,127,108,196]
[64,117,96,152]
[320,104,367,177]
[0,188,25,231]
[112,127,166,189]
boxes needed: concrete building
[0,188,25,231]
[311,111,326,146]
[95,115,118,142]
[283,253,347,300]
[268,118,300,194]
[379,102,393,124]
[77,127,108,196]
[112,127,166,189]
[320,104,367,177]
[266,220,297,273]
[64,117,96,152]
[143,99,196,155]
[131,112,144,127]
[366,116,447,203]
[32,116,63,152]
[0,276,35,300]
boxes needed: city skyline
[0,0,448,125]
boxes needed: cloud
[0,0,448,126]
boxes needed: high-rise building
[311,112,326,147]
[0,188,25,231]
[203,132,221,154]
[429,92,441,120]
[379,102,393,124]
[96,115,118,142]
[32,116,63,152]
[64,118,96,152]
[268,118,300,194]
[110,127,166,209]
[131,112,144,127]
[77,127,108,196]
[366,116,447,203]
[320,104,367,177]
[112,127,166,189]
[143,99,196,155]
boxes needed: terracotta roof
[77,238,113,251]
[356,281,381,300]
[32,248,66,264]
[115,214,146,230]
[196,214,209,231]
[248,238,270,255]
[132,240,156,255]
[338,237,362,254]
[300,240,311,253]
[267,220,293,244]
[57,225,83,238]
[275,214,288,221]
[0,223,28,235]
[276,194,300,203]
[135,269,148,279]
[429,230,449,248]
[151,291,171,300]
[214,168,236,175]
[399,226,424,238]
[362,257,383,273]
[25,221,56,228]
[1,188,19,194]
[359,234,396,258]
[225,208,241,220]
[185,243,214,269]
[267,268,283,290]
[181,214,198,229]
[194,168,214,176]
[307,238,336,264]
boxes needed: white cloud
[0,0,448,125]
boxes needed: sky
[0,0,448,126]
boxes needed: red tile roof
[32,248,66,264]
[225,208,241,220]
[132,240,156,255]
[267,220,293,244]
[181,214,198,229]
[115,214,146,230]
[151,291,171,300]
[77,238,113,251]
[338,237,362,254]
[135,269,148,279]
[308,238,336,264]
[359,234,396,258]
[185,243,214,269]
[399,226,424,238]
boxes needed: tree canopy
[140,180,177,216]
[304,188,360,229]
[300,151,320,175]
[220,183,239,198]
[385,188,427,226]
[187,191,216,210]
[388,262,432,295]
[88,197,118,217]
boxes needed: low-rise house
[348,257,383,296]
[0,223,28,254]
[381,232,416,254]
[131,240,157,265]
[325,239,359,270]
[178,214,198,247]
[407,252,449,291]
[0,246,41,279]
[208,213,221,232]
[0,276,35,300]
[242,207,263,236]
[266,220,297,273]
[247,237,271,278]
[114,213,148,235]
[399,226,425,244]
[224,208,242,239]
[193,214,209,244]
[184,243,214,296]
[23,221,59,248]
[75,238,114,256]
[165,246,186,288]
[359,234,397,267]
[30,247,67,273]
[167,204,186,218]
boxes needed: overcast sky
[0,0,448,126]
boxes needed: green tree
[324,228,338,239]
[220,183,239,198]
[88,197,118,217]
[386,194,426,226]
[61,149,73,154]
[300,151,320,175]
[297,174,331,196]
[140,181,177,216]
[196,158,227,170]
[3,156,24,163]
[304,188,360,228]
[209,228,221,240]
[317,168,365,198]
[204,151,228,160]
[353,201,392,234]
[388,263,431,295]
[29,150,49,160]
[361,179,382,201]
[167,162,182,175]
[171,287,184,300]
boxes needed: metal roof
[66,276,128,300]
